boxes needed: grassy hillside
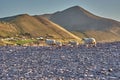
[0,14,81,45]
[0,21,18,37]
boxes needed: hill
[0,14,81,42]
[39,6,120,42]
[0,21,18,37]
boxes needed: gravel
[0,41,120,80]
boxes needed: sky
[0,0,120,21]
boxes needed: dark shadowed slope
[42,6,120,31]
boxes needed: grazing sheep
[45,39,62,47]
[68,41,79,46]
[82,38,96,47]
[56,41,62,46]
[45,39,56,46]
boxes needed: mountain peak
[65,6,85,11]
[70,5,80,9]
[59,5,95,17]
[42,5,120,32]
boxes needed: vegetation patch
[15,39,35,45]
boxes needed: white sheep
[55,41,62,46]
[45,39,56,46]
[68,41,79,46]
[82,38,96,47]
[45,39,62,46]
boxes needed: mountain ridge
[38,6,120,42]
[46,6,120,31]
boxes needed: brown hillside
[0,22,17,37]
[0,14,81,41]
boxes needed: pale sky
[0,0,120,21]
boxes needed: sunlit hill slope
[0,14,81,41]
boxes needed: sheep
[82,38,96,47]
[45,39,56,46]
[68,41,79,46]
[55,41,62,46]
[45,39,62,47]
